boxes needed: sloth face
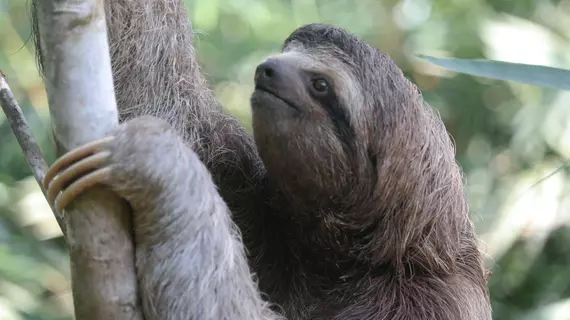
[249,23,426,205]
[250,48,359,154]
[250,43,368,201]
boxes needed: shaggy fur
[31,0,492,319]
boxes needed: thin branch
[0,70,66,235]
[514,160,570,202]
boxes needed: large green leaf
[418,55,570,91]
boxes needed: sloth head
[250,24,457,212]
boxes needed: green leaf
[418,55,570,91]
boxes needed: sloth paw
[43,137,115,215]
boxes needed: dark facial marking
[303,70,356,155]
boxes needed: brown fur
[31,0,491,319]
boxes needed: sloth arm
[43,116,280,320]
[106,0,266,225]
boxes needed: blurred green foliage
[1,0,570,319]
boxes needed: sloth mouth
[254,86,301,112]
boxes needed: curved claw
[46,151,111,207]
[44,136,115,214]
[53,167,112,214]
[43,136,114,190]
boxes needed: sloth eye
[311,78,329,94]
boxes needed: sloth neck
[266,175,360,216]
[262,155,373,213]
[262,174,375,260]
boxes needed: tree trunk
[32,1,143,319]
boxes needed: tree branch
[0,70,66,235]
[32,1,144,319]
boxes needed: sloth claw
[52,167,112,214]
[43,137,115,214]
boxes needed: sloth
[35,1,492,319]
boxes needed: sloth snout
[254,58,297,89]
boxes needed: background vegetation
[2,0,570,319]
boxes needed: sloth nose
[257,60,274,78]
[254,58,279,84]
[254,58,293,87]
